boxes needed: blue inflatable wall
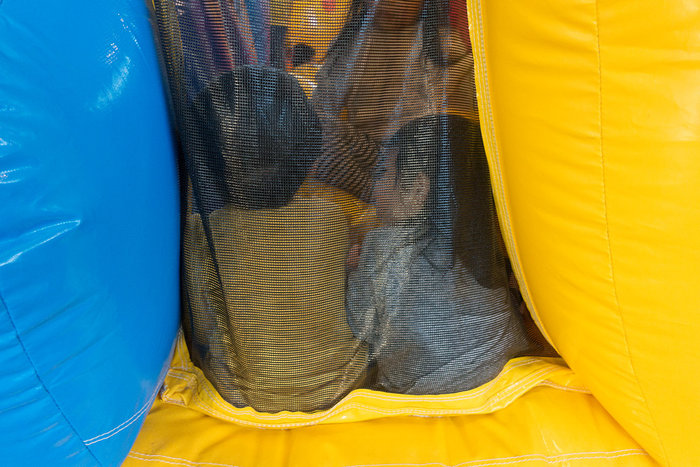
[0,1,180,465]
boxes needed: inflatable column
[0,1,180,465]
[467,0,700,465]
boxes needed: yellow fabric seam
[127,448,650,467]
[466,0,557,350]
[537,381,591,395]
[161,332,579,428]
[174,357,540,409]
[592,1,666,464]
[166,351,548,404]
[128,451,239,467]
[165,366,563,429]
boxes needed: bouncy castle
[1,0,698,466]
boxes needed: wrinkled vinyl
[0,1,179,465]
[467,0,700,464]
[152,0,532,414]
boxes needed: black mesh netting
[151,0,544,413]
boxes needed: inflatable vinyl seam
[346,449,651,466]
[167,361,544,409]
[160,335,577,429]
[128,451,240,466]
[82,381,162,446]
[592,2,667,464]
[126,448,651,467]
[537,380,591,394]
[165,366,559,428]
[466,0,556,351]
[0,292,101,465]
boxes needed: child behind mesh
[346,114,529,395]
[183,66,368,413]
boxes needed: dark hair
[383,114,505,288]
[292,43,316,68]
[188,65,322,211]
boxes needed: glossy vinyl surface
[467,0,700,465]
[126,384,655,466]
[0,1,180,465]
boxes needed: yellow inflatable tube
[468,0,700,465]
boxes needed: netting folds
[152,0,532,413]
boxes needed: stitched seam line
[537,381,591,394]
[86,335,178,445]
[346,449,649,467]
[170,355,535,410]
[469,0,557,349]
[0,292,101,465]
[126,449,649,467]
[83,381,162,445]
[592,2,666,464]
[128,451,240,467]
[164,357,556,421]
[196,362,547,414]
[167,366,558,429]
[172,355,549,412]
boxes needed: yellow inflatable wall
[286,0,352,62]
[468,0,700,465]
[126,0,698,465]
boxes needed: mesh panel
[152,0,532,413]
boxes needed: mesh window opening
[152,0,544,414]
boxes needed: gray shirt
[347,226,529,394]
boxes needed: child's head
[376,114,505,287]
[192,65,322,210]
[374,115,447,226]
